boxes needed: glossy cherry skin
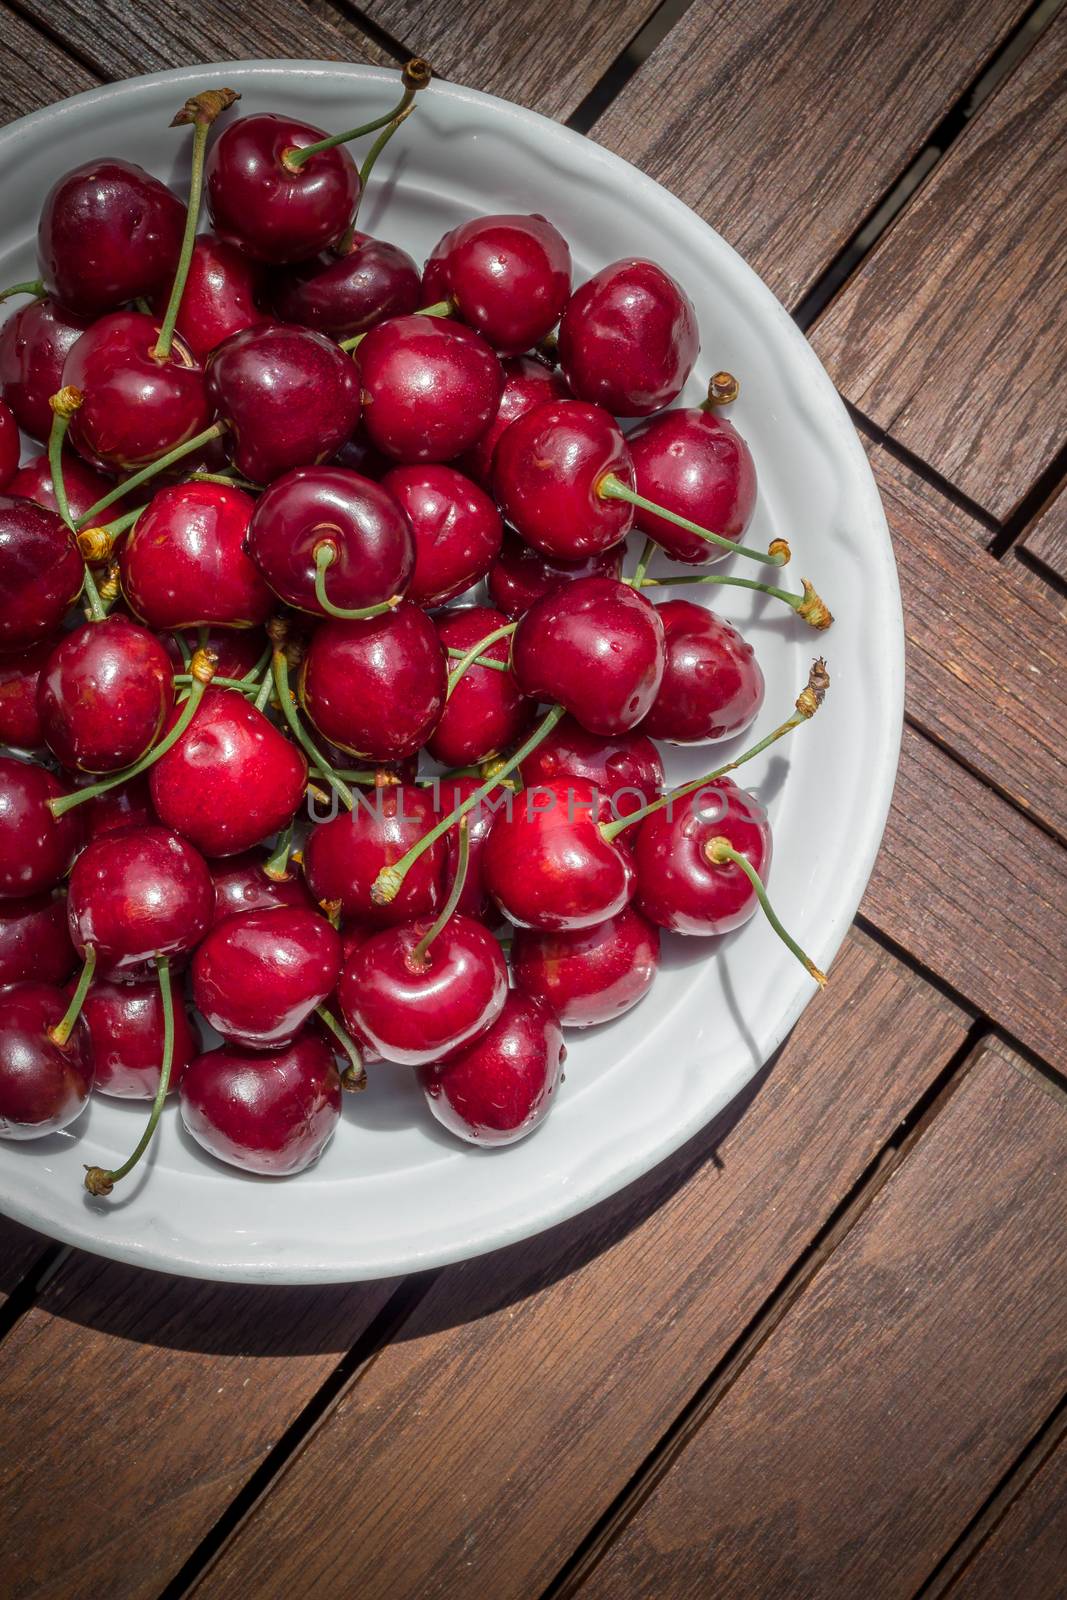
[634,779,772,935]
[63,312,210,473]
[0,297,93,443]
[512,905,659,1028]
[493,399,633,559]
[151,233,267,361]
[423,213,571,356]
[0,637,52,749]
[150,687,307,858]
[37,617,174,774]
[300,604,446,760]
[557,258,698,416]
[77,772,157,841]
[0,400,18,488]
[458,354,572,488]
[206,113,360,265]
[420,989,564,1145]
[379,464,501,608]
[0,894,76,987]
[38,159,185,316]
[247,466,414,614]
[207,322,362,483]
[8,451,118,526]
[482,776,636,931]
[356,316,504,462]
[338,913,507,1067]
[272,232,421,339]
[210,850,315,926]
[512,578,665,736]
[303,782,446,929]
[180,1030,342,1176]
[427,606,532,768]
[77,975,197,1098]
[627,406,757,564]
[438,777,499,923]
[192,905,340,1050]
[636,601,764,744]
[0,982,92,1139]
[519,713,663,823]
[120,482,272,630]
[487,530,623,620]
[0,496,82,650]
[0,756,82,899]
[67,824,213,978]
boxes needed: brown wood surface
[574,1039,1067,1600]
[941,1434,1067,1600]
[0,7,98,121]
[0,1218,52,1308]
[1022,484,1067,586]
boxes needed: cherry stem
[312,542,400,620]
[77,505,146,567]
[372,701,567,904]
[706,838,826,986]
[48,945,96,1045]
[310,764,378,784]
[77,421,228,529]
[264,821,294,881]
[598,474,789,568]
[186,471,259,490]
[174,671,259,693]
[636,572,833,629]
[411,817,469,967]
[271,646,354,810]
[0,279,44,302]
[601,658,830,841]
[338,106,415,246]
[84,956,173,1196]
[151,119,210,363]
[701,371,740,409]
[446,621,516,698]
[283,74,422,170]
[315,1004,366,1091]
[47,400,107,623]
[629,537,657,589]
[446,646,508,674]
[340,298,452,352]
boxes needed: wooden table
[2,4,1065,1596]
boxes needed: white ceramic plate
[0,62,902,1282]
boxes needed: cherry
[482,776,635,930]
[633,778,771,935]
[77,974,197,1098]
[487,529,623,620]
[151,233,266,361]
[150,687,307,857]
[161,626,266,684]
[427,606,532,768]
[192,905,340,1049]
[38,159,185,316]
[0,399,18,488]
[0,894,76,987]
[180,1029,341,1175]
[300,603,446,760]
[0,637,53,750]
[0,495,82,650]
[511,577,665,735]
[512,905,660,1028]
[0,755,82,898]
[627,394,756,563]
[334,426,391,479]
[77,772,157,840]
[207,322,362,482]
[8,451,119,525]
[636,601,764,744]
[272,232,421,339]
[67,823,212,978]
[557,258,698,415]
[438,777,500,923]
[37,617,174,773]
[303,782,446,928]
[210,848,315,925]
[120,481,272,630]
[0,981,93,1139]
[420,988,564,1145]
[423,213,571,355]
[493,399,631,558]
[518,713,663,822]
[355,315,503,462]
[379,464,501,608]
[0,297,93,443]
[458,354,572,488]
[206,114,361,264]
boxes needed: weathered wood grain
[0,1217,51,1309]
[1021,484,1067,587]
[813,16,1067,519]
[576,1039,1067,1600]
[941,1435,1067,1600]
[0,7,98,124]
[188,933,969,1600]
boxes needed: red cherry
[77,771,157,840]
[627,404,756,564]
[120,481,272,630]
[511,577,665,735]
[493,399,632,558]
[36,617,174,773]
[420,989,564,1145]
[511,905,660,1027]
[482,776,635,930]
[192,905,340,1049]
[8,451,120,525]
[379,464,501,608]
[637,601,764,743]
[355,315,503,462]
[0,755,82,898]
[518,713,663,822]
[487,529,623,620]
[0,981,92,1139]
[38,159,185,315]
[0,495,82,650]
[0,399,18,488]
[210,849,315,925]
[67,824,213,978]
[180,1030,341,1175]
[151,233,267,361]
[423,213,571,355]
[0,637,53,750]
[77,975,197,1098]
[0,297,93,443]
[206,114,360,265]
[634,778,771,934]
[558,258,698,415]
[272,232,421,339]
[300,604,446,760]
[458,354,572,488]
[427,606,532,768]
[303,782,446,929]
[438,777,499,923]
[0,894,76,987]
[161,626,267,684]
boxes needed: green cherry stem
[282,58,431,170]
[309,764,378,784]
[264,821,295,881]
[315,1004,366,1091]
[48,945,97,1045]
[446,621,517,698]
[337,105,415,248]
[313,541,401,620]
[629,537,657,589]
[271,644,355,810]
[637,572,833,629]
[186,471,260,490]
[174,671,260,693]
[598,474,790,569]
[76,421,229,529]
[340,297,453,353]
[84,956,174,1196]
[47,390,106,623]
[0,279,44,303]
[446,646,509,674]
[411,817,469,967]
[705,837,826,986]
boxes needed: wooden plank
[0,1216,52,1309]
[941,1435,1067,1600]
[576,1039,1067,1600]
[1021,484,1067,587]
[588,0,1030,308]
[0,8,98,124]
[813,16,1067,519]
[188,932,969,1600]
[0,1262,397,1600]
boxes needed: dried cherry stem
[701,371,740,408]
[77,506,146,567]
[315,1004,366,1091]
[282,59,431,170]
[637,572,832,629]
[77,421,229,528]
[264,821,294,881]
[48,945,96,1045]
[271,641,355,811]
[372,702,567,904]
[340,297,453,352]
[337,105,415,247]
[47,390,106,622]
[410,817,468,967]
[705,837,826,985]
[446,646,509,674]
[598,474,789,568]
[84,956,173,1196]
[601,658,830,841]
[446,621,516,698]
[313,541,401,620]
[0,279,44,302]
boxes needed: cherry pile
[0,64,833,1192]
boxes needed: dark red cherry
[458,354,572,488]
[300,604,446,760]
[512,905,659,1028]
[511,577,665,735]
[211,849,315,925]
[427,606,532,768]
[206,113,360,265]
[303,782,446,929]
[636,601,764,743]
[0,755,82,898]
[0,637,53,749]
[180,1030,341,1175]
[438,777,499,923]
[0,495,82,650]
[120,482,272,630]
[0,297,93,443]
[207,322,362,482]
[67,824,213,978]
[423,213,571,356]
[487,529,623,620]
[493,399,632,559]
[628,404,756,564]
[161,626,267,684]
[0,894,76,987]
[192,905,340,1049]
[0,981,92,1139]
[8,451,119,525]
[38,159,185,316]
[379,464,501,608]
[272,232,421,339]
[151,233,267,361]
[77,771,157,840]
[0,399,18,488]
[37,617,174,773]
[338,913,507,1066]
[519,713,663,822]
[150,687,307,858]
[355,315,503,462]
[333,426,391,479]
[557,258,698,416]
[634,778,771,934]
[247,466,413,614]
[77,975,197,1098]
[420,989,564,1146]
[482,776,635,931]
